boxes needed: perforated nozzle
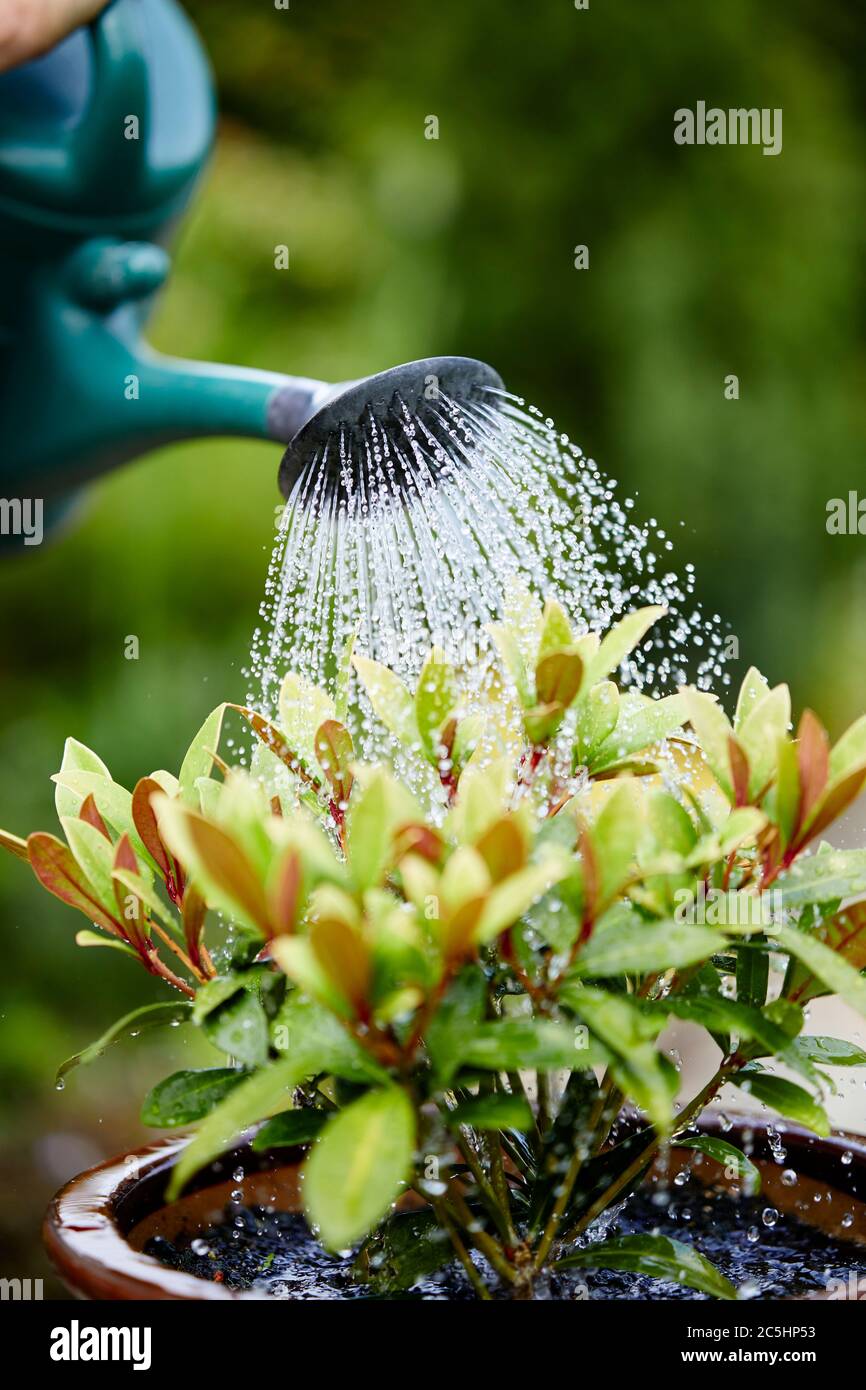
[275,356,504,500]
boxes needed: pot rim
[43,1115,866,1302]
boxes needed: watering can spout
[0,232,336,507]
[0,1,504,546]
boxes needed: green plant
[5,595,866,1300]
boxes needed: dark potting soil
[144,1178,865,1300]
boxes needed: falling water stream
[245,388,729,737]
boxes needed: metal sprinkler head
[276,356,504,500]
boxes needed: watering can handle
[72,0,150,198]
[0,0,153,212]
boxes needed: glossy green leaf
[459,1018,599,1073]
[354,1210,452,1293]
[572,916,726,978]
[737,686,790,801]
[488,622,532,707]
[787,1036,866,1067]
[775,922,866,1018]
[304,1087,415,1250]
[353,655,417,746]
[654,995,794,1059]
[56,1002,191,1084]
[202,989,269,1068]
[592,782,643,903]
[252,1108,329,1150]
[673,1136,761,1192]
[561,985,676,1131]
[141,1068,245,1127]
[270,993,387,1084]
[168,1057,314,1198]
[346,774,395,892]
[574,680,619,763]
[415,648,457,760]
[447,1092,533,1131]
[51,770,152,866]
[734,1068,830,1136]
[590,694,686,773]
[772,850,866,908]
[178,705,227,807]
[54,738,111,822]
[583,607,666,688]
[425,966,486,1084]
[681,688,734,799]
[557,1233,736,1300]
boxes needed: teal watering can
[0,0,500,543]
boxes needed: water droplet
[781,1169,797,1187]
[762,1207,778,1228]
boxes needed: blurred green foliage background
[0,0,863,1287]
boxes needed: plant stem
[446,1184,517,1286]
[485,1130,517,1246]
[557,1062,739,1250]
[451,1125,514,1245]
[151,921,206,985]
[530,1068,622,1268]
[429,1196,491,1300]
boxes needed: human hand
[0,0,111,73]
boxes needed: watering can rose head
[5,595,866,1296]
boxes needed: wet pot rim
[43,1115,866,1302]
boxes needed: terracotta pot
[43,1116,866,1301]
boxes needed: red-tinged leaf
[27,832,124,938]
[182,884,207,971]
[232,705,322,791]
[111,828,148,950]
[797,764,866,851]
[728,736,751,808]
[535,650,583,709]
[393,822,444,864]
[442,895,485,962]
[790,903,866,1005]
[0,827,29,861]
[579,828,600,923]
[475,817,527,883]
[796,710,829,830]
[132,777,173,880]
[113,832,138,875]
[182,812,271,936]
[310,918,371,1014]
[438,716,458,759]
[826,904,866,973]
[313,719,354,803]
[269,849,303,935]
[79,793,111,841]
